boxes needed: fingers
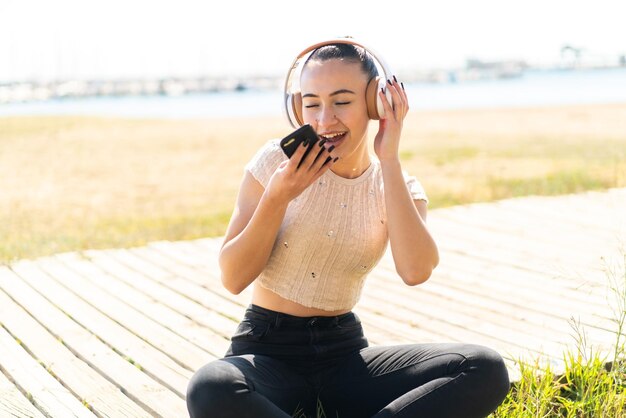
[307,140,338,172]
[287,140,309,170]
[380,75,409,119]
[396,76,409,110]
[289,137,337,174]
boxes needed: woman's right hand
[265,140,337,203]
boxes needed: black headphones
[283,37,394,128]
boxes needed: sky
[0,0,625,82]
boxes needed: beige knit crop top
[245,139,428,311]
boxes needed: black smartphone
[279,124,320,159]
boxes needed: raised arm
[218,141,336,294]
[380,161,439,285]
[375,78,439,285]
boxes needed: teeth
[321,132,345,139]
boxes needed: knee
[186,360,247,418]
[470,345,511,400]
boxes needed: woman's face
[300,59,370,161]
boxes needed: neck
[330,139,372,179]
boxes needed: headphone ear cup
[285,92,304,127]
[292,92,304,126]
[365,76,382,120]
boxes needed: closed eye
[304,101,351,108]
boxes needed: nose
[315,105,336,129]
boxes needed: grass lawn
[2,103,625,263]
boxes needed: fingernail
[325,156,332,164]
[381,87,385,94]
[319,138,327,147]
[333,157,339,162]
[387,79,392,85]
[393,75,398,83]
[303,140,309,147]
[401,82,405,90]
[327,145,335,152]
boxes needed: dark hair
[303,43,378,81]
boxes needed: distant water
[1,68,626,119]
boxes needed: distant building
[560,44,619,69]
[560,45,582,68]
[463,58,527,80]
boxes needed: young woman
[186,39,510,418]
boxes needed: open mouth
[319,132,347,146]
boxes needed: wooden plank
[134,244,250,296]
[161,239,223,277]
[494,193,626,235]
[452,194,623,235]
[190,237,223,253]
[375,260,616,340]
[148,240,218,270]
[407,251,612,318]
[0,366,46,418]
[429,220,604,280]
[361,277,568,365]
[437,196,621,242]
[4,263,192,407]
[527,188,626,219]
[0,326,96,418]
[372,245,615,344]
[0,288,151,418]
[53,252,231,359]
[438,251,608,308]
[378,246,610,315]
[33,256,215,371]
[410,238,616,324]
[372,270,613,358]
[82,249,239,340]
[437,213,617,273]
[361,286,563,369]
[123,246,251,313]
[355,304,450,344]
[432,204,615,266]
[101,247,245,325]
[365,271,578,347]
[376,264,614,349]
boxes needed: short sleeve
[403,171,429,203]
[244,139,287,188]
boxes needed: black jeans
[187,304,510,418]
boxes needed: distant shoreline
[2,67,626,119]
[2,64,625,105]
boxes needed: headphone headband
[283,37,393,128]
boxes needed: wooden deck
[1,188,625,417]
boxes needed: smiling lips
[319,132,347,146]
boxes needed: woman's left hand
[373,76,409,163]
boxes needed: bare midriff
[251,282,351,317]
